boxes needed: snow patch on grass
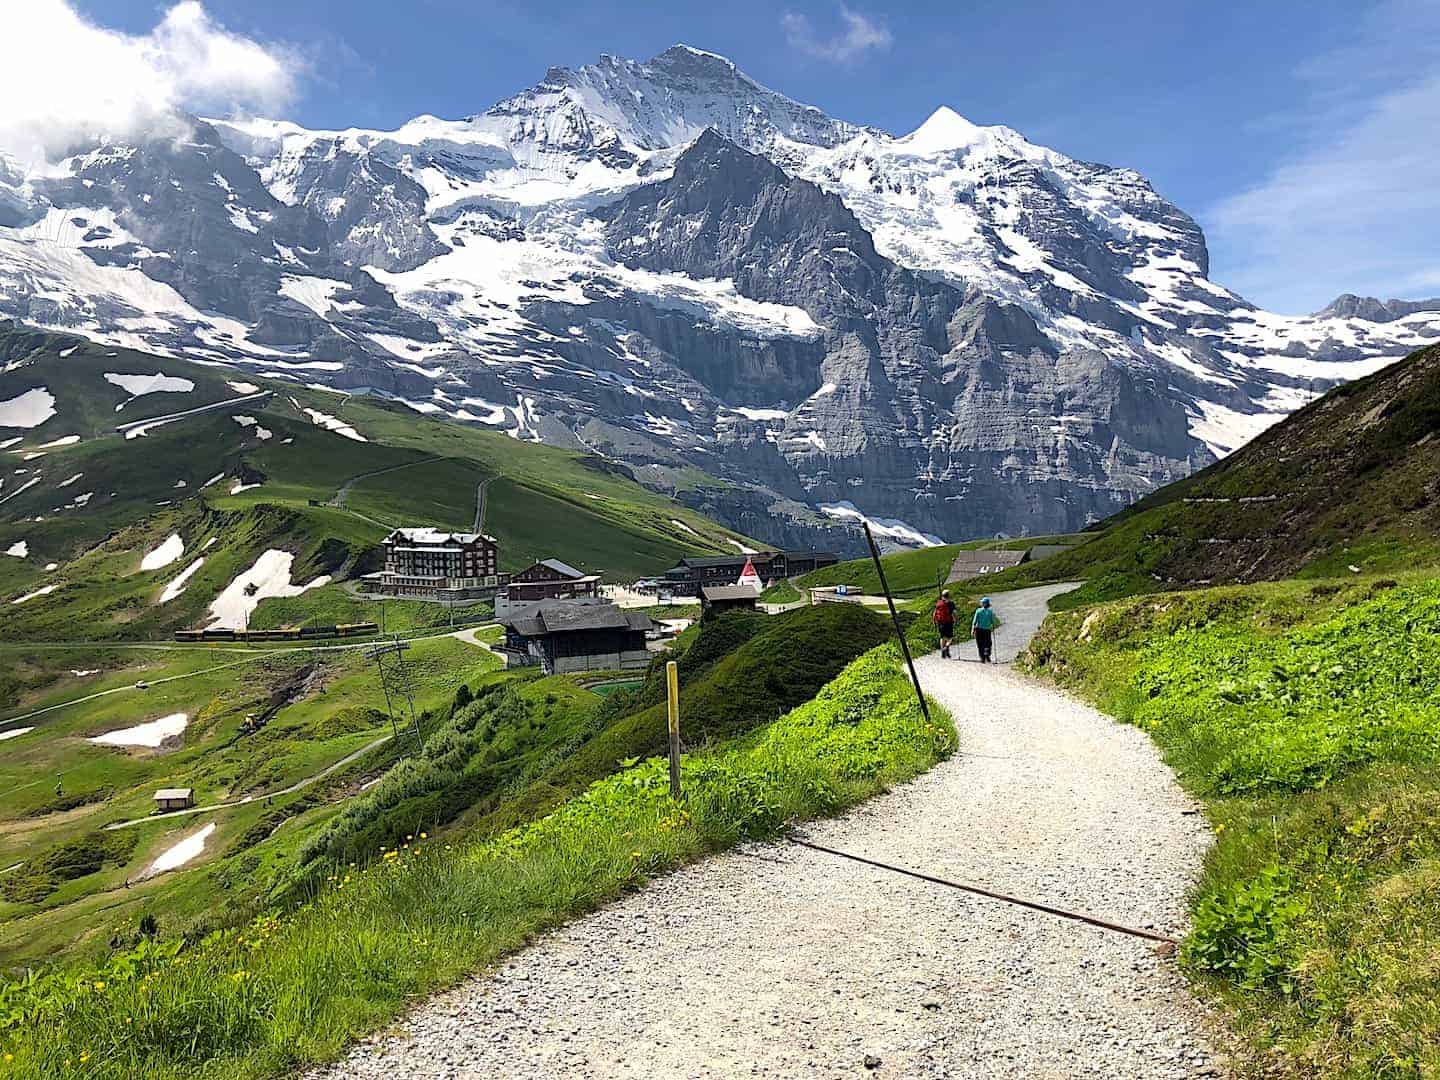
[11,584,57,604]
[0,388,56,429]
[232,415,272,440]
[104,371,195,409]
[4,540,27,558]
[90,713,188,748]
[146,822,216,876]
[0,727,34,742]
[301,408,365,442]
[206,549,330,629]
[140,533,185,572]
[158,558,205,603]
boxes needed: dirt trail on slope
[313,584,1225,1079]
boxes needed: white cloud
[1206,0,1440,313]
[781,5,892,63]
[0,1,300,170]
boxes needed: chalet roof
[946,548,1029,581]
[385,527,497,547]
[701,584,763,603]
[538,558,586,579]
[154,788,193,800]
[504,601,654,637]
[676,554,772,569]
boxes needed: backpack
[932,598,954,625]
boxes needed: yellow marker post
[666,660,682,800]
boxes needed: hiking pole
[862,521,931,725]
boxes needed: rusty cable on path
[789,836,1180,946]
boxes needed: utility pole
[365,637,423,752]
[862,521,931,726]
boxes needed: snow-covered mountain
[1,44,1436,550]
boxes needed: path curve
[314,584,1224,1079]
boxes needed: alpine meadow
[2,3,1438,1077]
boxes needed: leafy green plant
[1023,575,1440,1075]
[1184,865,1305,991]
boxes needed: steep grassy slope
[458,603,893,835]
[0,634,509,968]
[0,637,953,1079]
[798,534,1080,598]
[1024,576,1440,1076]
[0,325,760,636]
[986,342,1440,609]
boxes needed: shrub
[0,831,137,904]
[1184,865,1305,991]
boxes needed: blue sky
[54,1,1440,312]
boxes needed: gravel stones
[310,584,1227,1078]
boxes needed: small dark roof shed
[504,601,654,637]
[538,558,587,579]
[700,584,763,603]
[946,549,1030,581]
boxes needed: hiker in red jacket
[933,589,957,658]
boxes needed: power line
[789,836,1179,946]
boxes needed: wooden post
[666,660,682,800]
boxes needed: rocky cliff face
[1,44,1436,551]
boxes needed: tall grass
[1023,575,1440,1076]
[0,644,953,1078]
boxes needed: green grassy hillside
[798,534,1082,598]
[1024,575,1440,1075]
[0,633,953,1079]
[0,325,761,637]
[0,634,509,967]
[999,345,1440,1076]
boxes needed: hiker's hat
[981,596,991,605]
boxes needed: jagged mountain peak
[4,43,1440,554]
[479,46,862,157]
[897,106,996,155]
[1316,293,1440,323]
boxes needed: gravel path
[313,584,1224,1079]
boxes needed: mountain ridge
[1,44,1437,548]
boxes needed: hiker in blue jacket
[972,596,998,663]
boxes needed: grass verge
[1021,573,1440,1075]
[0,642,954,1078]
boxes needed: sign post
[666,660,682,800]
[862,521,932,726]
